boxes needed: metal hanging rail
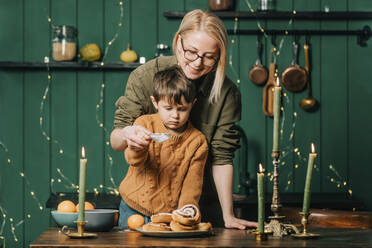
[227,26,372,46]
[164,11,372,20]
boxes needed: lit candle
[273,77,281,152]
[77,146,87,222]
[257,163,265,233]
[302,143,317,214]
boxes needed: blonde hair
[172,9,228,104]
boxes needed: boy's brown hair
[152,65,196,105]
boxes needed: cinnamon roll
[142,222,171,232]
[170,220,198,231]
[171,204,201,226]
[151,213,173,223]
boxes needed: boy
[118,65,208,228]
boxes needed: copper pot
[249,37,268,86]
[281,41,307,92]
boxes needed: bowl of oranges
[52,200,118,231]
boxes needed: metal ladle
[300,39,318,111]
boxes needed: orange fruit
[75,201,95,212]
[127,214,145,230]
[57,200,76,213]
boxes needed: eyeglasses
[179,36,217,67]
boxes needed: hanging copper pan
[249,36,268,86]
[281,41,307,92]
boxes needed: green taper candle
[273,77,282,152]
[257,163,265,233]
[77,146,87,222]
[302,143,317,214]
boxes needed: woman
[111,9,257,229]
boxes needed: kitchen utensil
[281,40,307,92]
[262,62,276,117]
[249,36,268,86]
[150,133,171,143]
[300,37,319,111]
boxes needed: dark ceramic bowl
[51,209,118,231]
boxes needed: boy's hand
[122,125,152,151]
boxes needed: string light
[227,16,241,85]
[101,0,125,63]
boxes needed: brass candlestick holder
[265,151,299,237]
[253,231,268,241]
[292,212,320,239]
[62,221,97,239]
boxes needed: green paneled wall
[1,0,372,247]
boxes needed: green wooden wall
[1,0,372,247]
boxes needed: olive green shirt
[114,55,241,166]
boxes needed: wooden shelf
[164,11,372,20]
[0,61,141,70]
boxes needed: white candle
[77,146,87,222]
[302,143,317,214]
[273,77,281,152]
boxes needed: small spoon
[150,133,171,143]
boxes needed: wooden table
[30,227,372,247]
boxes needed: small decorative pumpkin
[120,44,138,63]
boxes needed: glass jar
[155,44,171,57]
[209,0,235,11]
[52,25,77,61]
[258,0,276,11]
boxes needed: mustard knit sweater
[119,113,208,216]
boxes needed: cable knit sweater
[119,113,208,216]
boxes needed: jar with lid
[52,25,77,61]
[209,0,235,11]
[258,0,276,11]
[155,44,171,57]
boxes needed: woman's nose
[192,57,203,66]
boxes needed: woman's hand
[224,215,258,230]
[212,164,258,230]
[123,125,152,151]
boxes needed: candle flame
[81,146,86,158]
[276,77,280,87]
[258,163,265,173]
[311,143,315,153]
